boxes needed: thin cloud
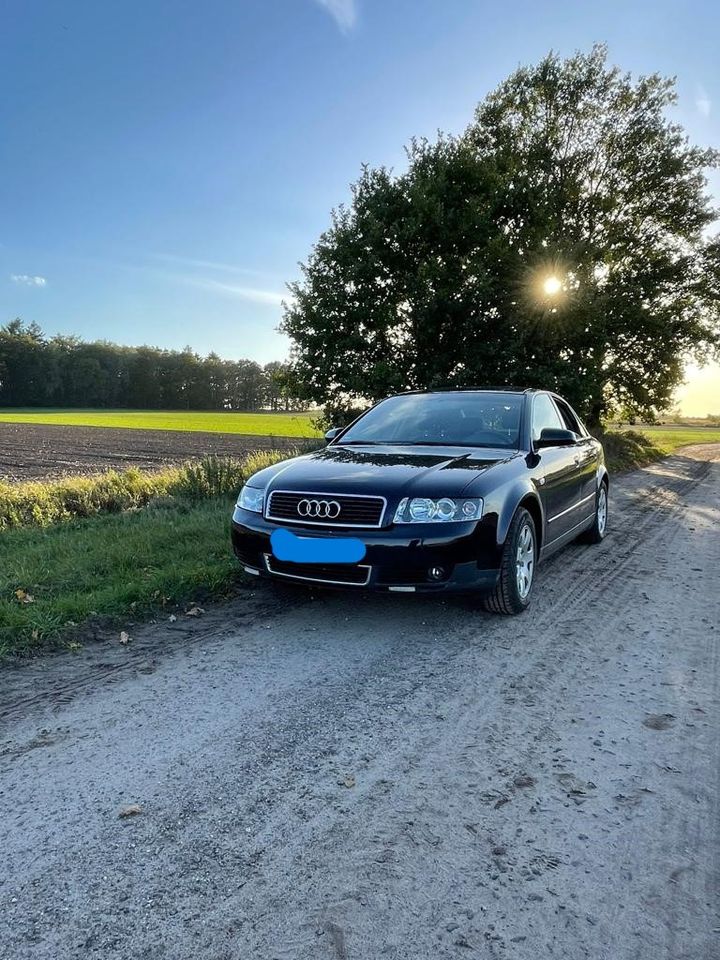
[128,257,292,306]
[313,0,357,33]
[10,274,47,286]
[696,86,711,117]
[184,276,291,306]
[151,253,282,281]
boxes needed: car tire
[482,507,536,615]
[580,480,608,544]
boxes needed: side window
[553,398,582,435]
[532,394,564,443]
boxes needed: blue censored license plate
[270,528,366,565]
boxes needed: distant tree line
[0,320,306,411]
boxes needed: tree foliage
[0,320,303,411]
[282,46,720,424]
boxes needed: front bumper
[231,507,502,593]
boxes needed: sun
[542,275,562,296]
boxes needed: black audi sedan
[231,389,608,614]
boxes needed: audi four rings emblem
[297,498,341,519]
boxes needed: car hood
[263,444,517,498]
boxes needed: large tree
[282,46,720,425]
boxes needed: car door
[531,393,585,543]
[552,395,599,522]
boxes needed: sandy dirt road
[1,446,718,959]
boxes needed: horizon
[1,320,717,419]
[2,0,719,415]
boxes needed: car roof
[398,387,541,396]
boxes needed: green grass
[0,450,294,655]
[618,424,720,454]
[0,498,240,656]
[0,408,321,437]
[597,425,720,472]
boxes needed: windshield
[337,392,523,449]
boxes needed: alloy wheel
[597,486,608,535]
[515,523,535,599]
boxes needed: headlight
[393,497,483,523]
[237,484,265,514]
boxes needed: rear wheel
[580,481,608,544]
[483,507,536,615]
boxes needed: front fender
[485,479,545,550]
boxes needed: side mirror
[536,427,577,449]
[324,427,342,444]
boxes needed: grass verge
[0,498,239,657]
[615,425,720,454]
[0,450,289,530]
[0,450,296,656]
[597,430,667,472]
[599,425,720,471]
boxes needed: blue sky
[1,0,718,408]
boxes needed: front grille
[264,556,371,585]
[266,490,386,528]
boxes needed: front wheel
[482,507,537,615]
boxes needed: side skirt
[539,513,595,561]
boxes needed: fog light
[428,566,445,581]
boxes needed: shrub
[0,471,170,530]
[0,450,295,531]
[593,429,664,472]
[170,456,248,499]
[241,447,303,477]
